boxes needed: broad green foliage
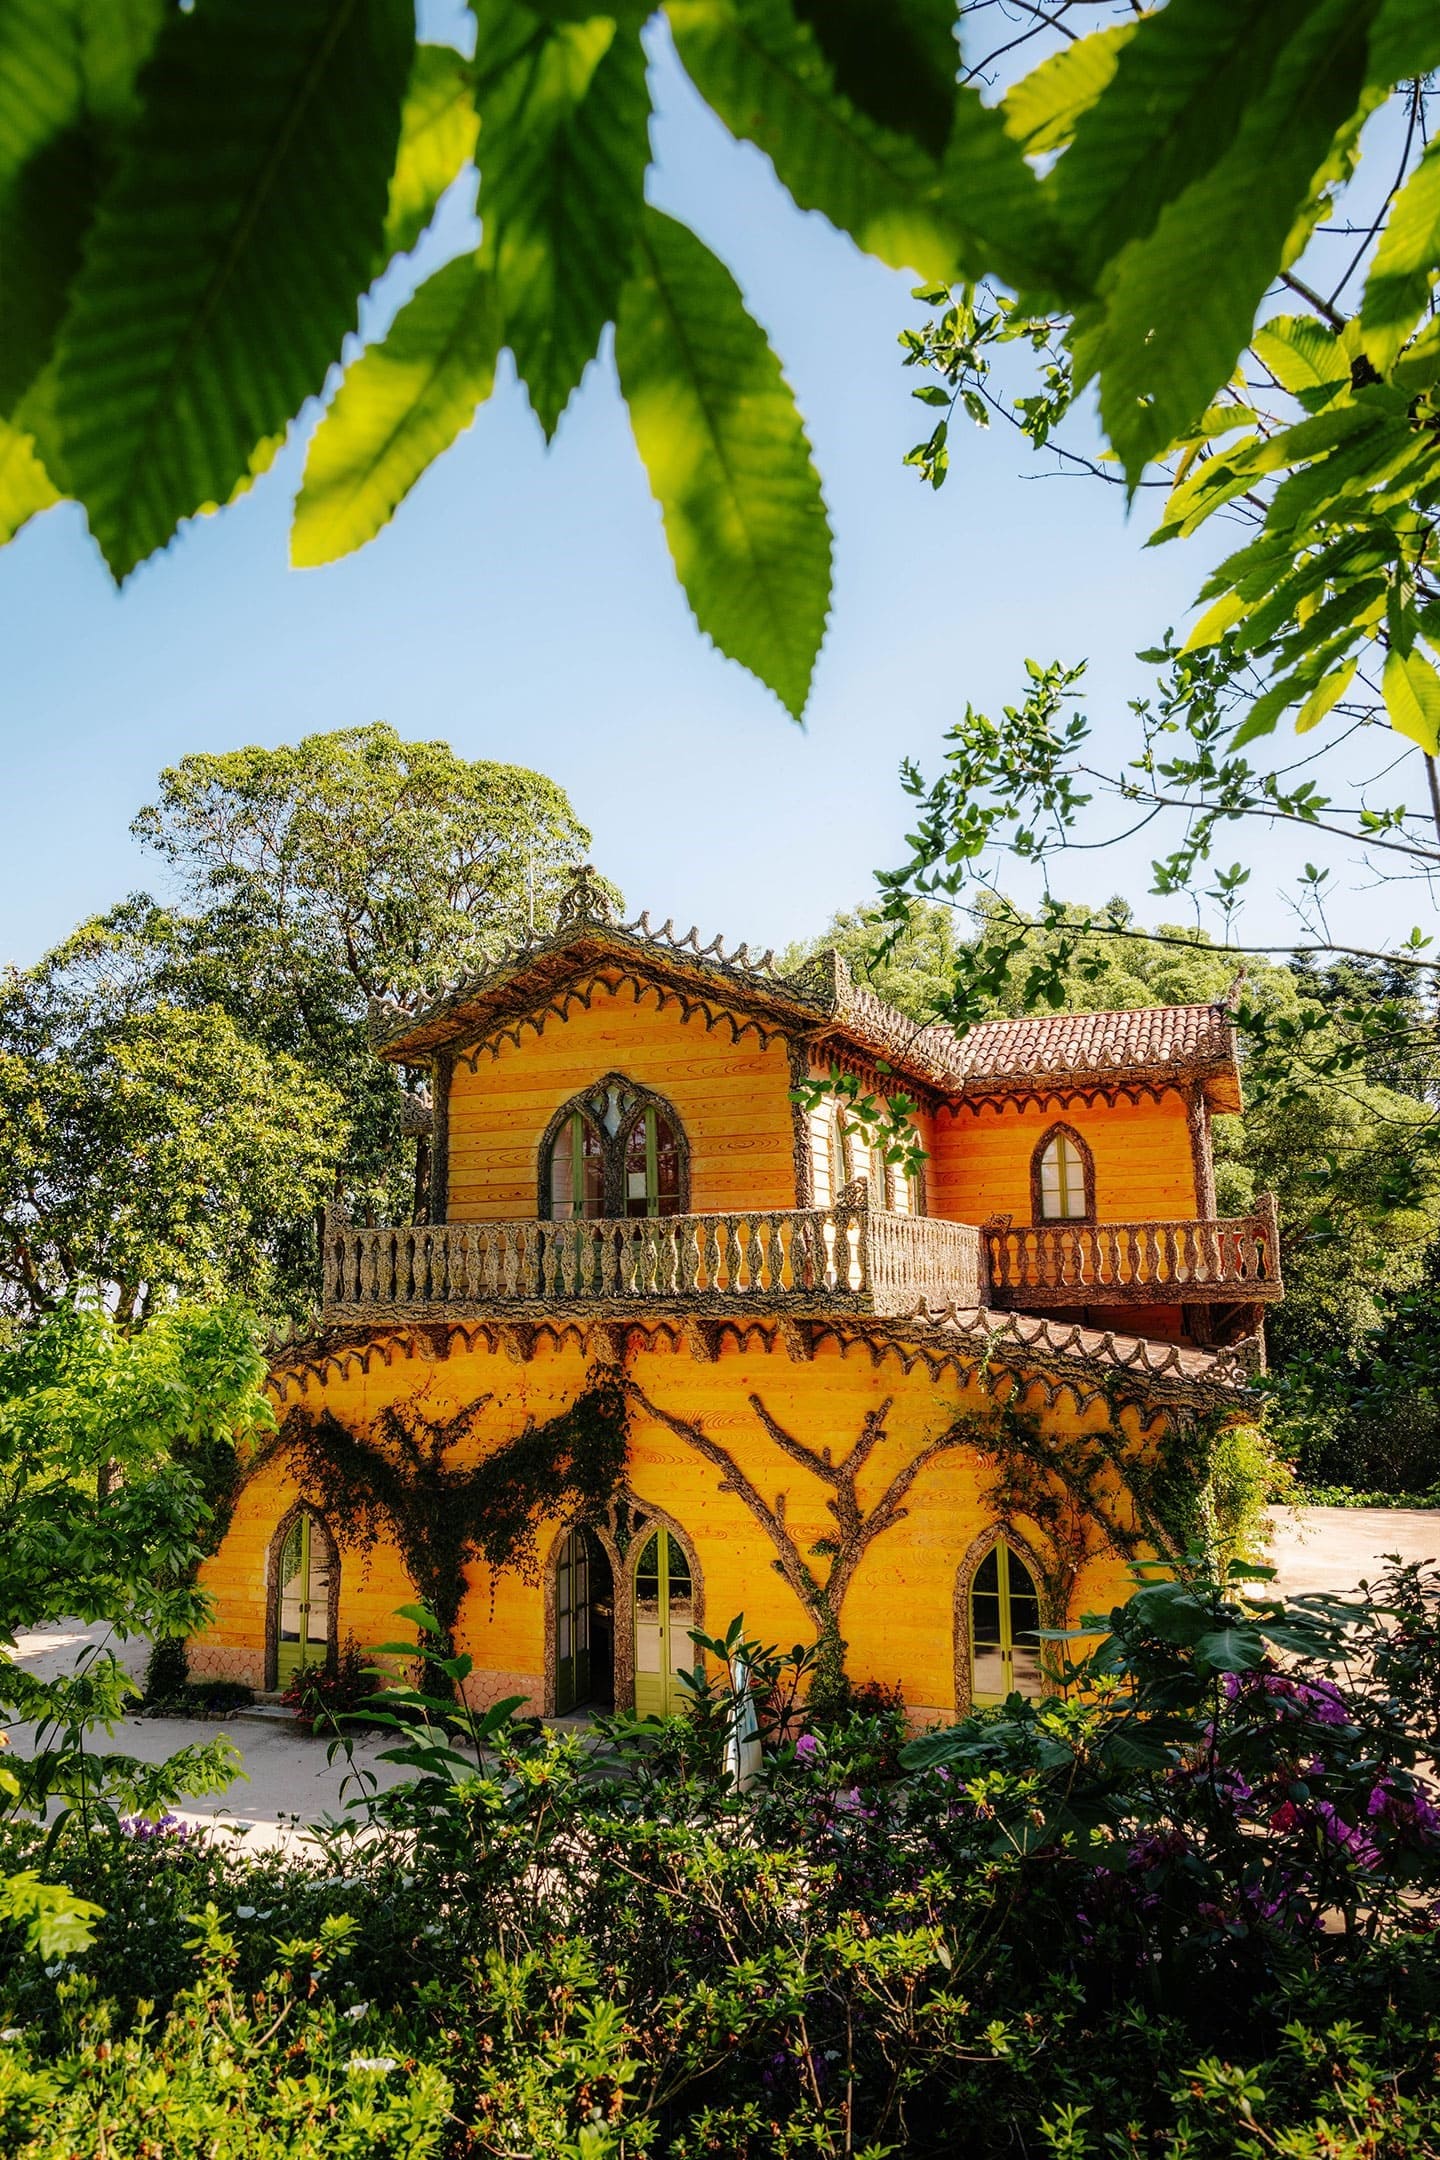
[293,255,501,567]
[668,0,962,283]
[45,0,413,579]
[472,2,651,440]
[616,208,832,722]
[3,1,1439,720]
[384,42,479,260]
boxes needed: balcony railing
[322,1203,987,1321]
[984,1196,1282,1309]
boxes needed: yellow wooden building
[191,870,1280,1725]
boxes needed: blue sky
[0,12,1370,971]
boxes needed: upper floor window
[1033,1124,1093,1223]
[541,1075,688,1220]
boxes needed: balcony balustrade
[321,1194,1280,1326]
[321,1202,987,1322]
[983,1196,1282,1309]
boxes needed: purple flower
[795,1733,822,1763]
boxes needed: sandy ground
[1265,1505,1439,1597]
[6,1510,1435,1845]
[6,1622,415,1851]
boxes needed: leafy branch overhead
[3,0,1440,720]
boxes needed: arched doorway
[272,1511,336,1686]
[967,1539,1043,1705]
[632,1527,696,1718]
[554,1526,615,1714]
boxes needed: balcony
[983,1197,1282,1311]
[321,1202,987,1322]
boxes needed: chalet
[191,869,1280,1725]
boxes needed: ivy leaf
[292,254,500,569]
[0,0,167,419]
[1090,0,1372,486]
[790,0,958,161]
[1360,137,1440,375]
[1382,644,1440,755]
[1001,23,1136,159]
[615,206,832,720]
[384,43,480,261]
[0,419,60,544]
[470,1,650,441]
[50,0,414,580]
[667,0,960,282]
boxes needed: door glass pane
[278,1519,305,1647]
[1006,1549,1042,1697]
[307,1541,332,1648]
[665,1533,694,1676]
[634,1532,662,1674]
[624,1110,684,1219]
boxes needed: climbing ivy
[279,1375,628,1649]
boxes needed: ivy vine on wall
[279,1375,628,1649]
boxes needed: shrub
[141,1637,189,1704]
[280,1636,373,1735]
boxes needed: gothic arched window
[540,1075,689,1220]
[1031,1123,1094,1223]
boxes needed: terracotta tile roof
[956,1004,1236,1088]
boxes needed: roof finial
[555,862,618,930]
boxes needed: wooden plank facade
[192,872,1278,1723]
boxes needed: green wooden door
[555,1529,592,1715]
[633,1530,694,1718]
[276,1515,332,1685]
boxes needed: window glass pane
[553,1114,604,1218]
[652,1113,682,1216]
[973,1548,1000,1598]
[550,1119,574,1218]
[1039,1134,1087,1220]
[971,1592,1002,1648]
[634,1532,661,1672]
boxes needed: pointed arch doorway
[272,1511,336,1686]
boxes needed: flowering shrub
[0,1561,1436,2156]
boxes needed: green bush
[2,1564,1438,2156]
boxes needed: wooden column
[1186,1082,1217,1219]
[428,1049,454,1225]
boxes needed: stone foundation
[188,1642,265,1688]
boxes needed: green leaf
[790,0,958,161]
[1382,643,1440,754]
[1360,137,1440,375]
[384,43,480,260]
[51,0,414,580]
[1295,659,1357,734]
[667,0,960,282]
[1090,0,1373,486]
[1194,1626,1268,1673]
[0,1870,104,1958]
[470,2,650,439]
[1251,314,1347,396]
[1001,23,1135,159]
[0,0,167,417]
[293,254,500,568]
[1232,674,1311,746]
[1047,0,1318,288]
[0,419,60,543]
[615,206,832,720]
[1366,0,1440,84]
